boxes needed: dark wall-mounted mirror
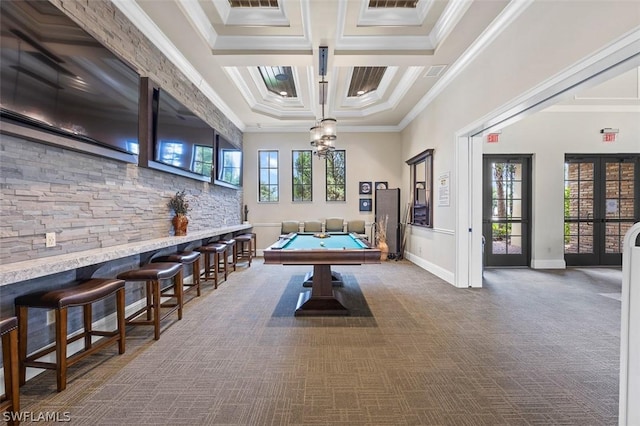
[406,149,433,227]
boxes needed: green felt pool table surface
[276,232,369,250]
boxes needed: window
[219,149,241,185]
[292,150,312,201]
[406,149,433,227]
[192,145,213,177]
[159,141,184,167]
[259,150,279,202]
[326,150,346,201]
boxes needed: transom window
[259,150,279,202]
[326,150,346,202]
[292,150,312,201]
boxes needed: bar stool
[0,316,19,425]
[15,278,126,392]
[117,262,183,341]
[152,251,201,300]
[235,234,253,267]
[195,243,228,288]
[216,238,237,273]
[245,232,257,256]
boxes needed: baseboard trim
[405,251,457,286]
[531,259,566,269]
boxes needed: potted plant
[376,214,389,261]
[168,190,190,236]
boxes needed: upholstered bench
[195,243,227,288]
[15,278,126,392]
[0,316,19,425]
[117,262,183,341]
[152,251,201,299]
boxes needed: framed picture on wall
[375,181,388,190]
[359,198,372,212]
[359,181,372,195]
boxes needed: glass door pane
[483,156,530,267]
[564,161,595,256]
[565,155,638,266]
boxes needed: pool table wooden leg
[294,265,349,316]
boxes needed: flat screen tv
[151,87,214,180]
[214,133,242,189]
[0,0,139,161]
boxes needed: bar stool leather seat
[15,279,126,392]
[235,234,253,267]
[153,251,201,299]
[117,262,183,340]
[195,243,227,288]
[215,239,237,273]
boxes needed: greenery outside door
[483,155,531,267]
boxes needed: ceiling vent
[424,65,447,78]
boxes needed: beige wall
[243,132,403,250]
[400,1,640,284]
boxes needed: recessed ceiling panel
[259,66,297,98]
[229,0,278,8]
[368,0,418,8]
[348,67,386,97]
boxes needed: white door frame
[454,29,640,288]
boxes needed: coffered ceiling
[113,0,520,133]
[114,0,637,134]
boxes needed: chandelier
[310,47,336,158]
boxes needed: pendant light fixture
[310,46,336,158]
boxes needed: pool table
[263,232,380,316]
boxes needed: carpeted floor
[16,260,622,425]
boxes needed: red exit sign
[487,133,500,143]
[602,132,617,142]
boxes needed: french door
[482,155,531,267]
[564,155,639,266]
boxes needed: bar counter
[0,224,251,287]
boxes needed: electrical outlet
[46,309,55,325]
[45,232,56,248]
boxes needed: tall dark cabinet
[375,188,401,258]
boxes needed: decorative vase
[172,214,188,236]
[378,241,389,261]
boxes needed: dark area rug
[271,272,374,319]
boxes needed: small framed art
[359,198,372,212]
[359,181,372,195]
[375,181,388,190]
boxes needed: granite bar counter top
[0,224,251,287]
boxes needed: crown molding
[399,0,534,130]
